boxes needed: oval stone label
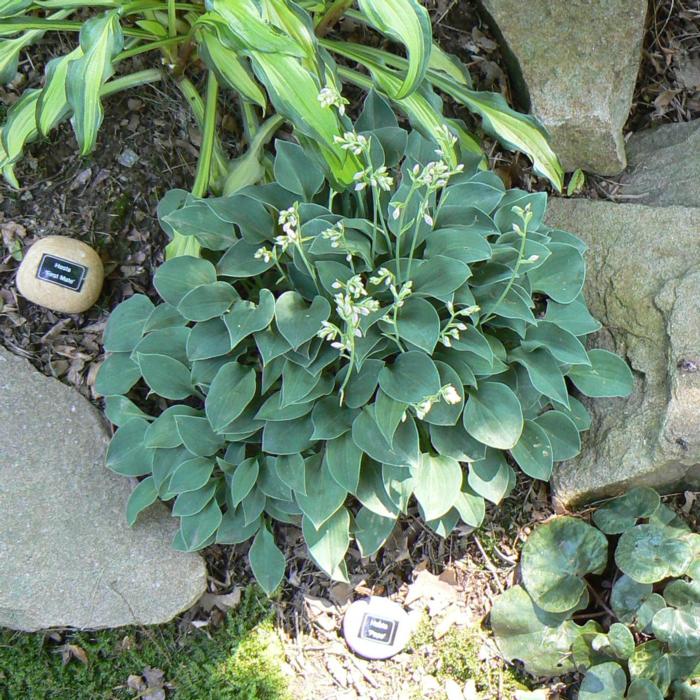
[36,254,87,292]
[343,597,411,660]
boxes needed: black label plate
[36,254,87,292]
[359,613,398,646]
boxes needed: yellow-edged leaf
[250,51,360,185]
[37,46,83,135]
[66,10,123,155]
[135,19,168,37]
[261,0,317,60]
[429,43,471,88]
[206,0,304,57]
[1,87,39,164]
[0,29,41,83]
[196,20,266,110]
[0,0,31,18]
[357,0,431,99]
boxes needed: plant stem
[166,0,176,37]
[191,71,219,199]
[114,36,183,63]
[101,68,163,97]
[338,339,355,406]
[405,197,426,278]
[314,0,353,37]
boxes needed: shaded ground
[1,1,699,698]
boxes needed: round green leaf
[528,241,584,304]
[615,524,694,584]
[592,487,660,535]
[534,410,581,461]
[510,419,553,480]
[567,349,634,398]
[578,662,627,700]
[652,606,700,656]
[177,281,237,322]
[137,353,192,400]
[95,352,141,396]
[463,381,523,449]
[610,575,654,625]
[410,453,462,521]
[521,516,608,613]
[607,622,635,660]
[395,296,441,353]
[626,679,664,700]
[378,350,441,404]
[664,580,700,609]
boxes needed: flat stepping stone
[0,347,206,631]
[481,0,647,175]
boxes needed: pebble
[16,235,104,313]
[118,148,139,167]
[342,597,411,660]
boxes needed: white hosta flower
[369,267,394,287]
[318,86,348,115]
[373,166,394,192]
[441,384,461,405]
[335,131,369,156]
[415,398,434,419]
[254,246,273,263]
[321,222,345,249]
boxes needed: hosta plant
[0,0,563,256]
[96,95,632,593]
[491,488,700,699]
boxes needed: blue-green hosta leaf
[205,362,256,432]
[410,453,462,521]
[175,415,224,457]
[311,396,356,440]
[103,294,155,352]
[125,476,158,526]
[168,457,216,494]
[104,395,150,427]
[273,139,324,199]
[615,524,694,584]
[354,507,396,558]
[172,481,217,517]
[248,524,286,595]
[592,487,661,535]
[275,453,306,495]
[534,410,581,461]
[521,516,608,613]
[528,242,585,304]
[522,321,590,366]
[463,381,523,450]
[351,408,420,468]
[425,508,460,537]
[372,390,407,447]
[378,350,441,405]
[652,606,700,657]
[509,346,570,408]
[567,349,635,398]
[430,423,486,462]
[490,585,582,677]
[467,449,514,504]
[302,507,350,579]
[224,289,276,348]
[106,419,154,476]
[136,353,192,401]
[357,0,431,99]
[544,295,602,336]
[177,282,237,322]
[275,291,330,350]
[325,433,362,494]
[262,414,314,455]
[187,319,233,361]
[37,46,83,135]
[66,11,123,155]
[424,226,493,264]
[144,406,199,449]
[578,662,627,700]
[154,256,217,307]
[95,352,141,396]
[295,455,347,528]
[453,484,485,527]
[394,296,441,353]
[179,498,222,551]
[510,419,553,480]
[0,29,42,86]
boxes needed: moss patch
[0,586,289,700]
[407,614,530,699]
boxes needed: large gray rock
[620,119,700,207]
[545,199,700,507]
[480,0,646,175]
[0,347,206,631]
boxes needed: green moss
[0,586,289,700]
[407,614,529,699]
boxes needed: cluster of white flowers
[369,267,413,311]
[254,204,306,265]
[334,131,369,156]
[413,384,462,419]
[411,159,465,191]
[434,124,458,160]
[318,85,349,116]
[317,275,380,355]
[353,166,394,192]
[439,302,481,348]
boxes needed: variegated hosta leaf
[432,78,564,191]
[0,87,39,169]
[250,51,361,186]
[428,43,472,88]
[66,11,124,155]
[206,0,304,57]
[0,29,42,84]
[196,20,267,110]
[0,0,31,18]
[37,46,83,135]
[261,0,317,61]
[357,0,431,99]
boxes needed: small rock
[445,678,465,700]
[16,235,103,314]
[118,148,139,168]
[480,0,647,175]
[343,597,411,660]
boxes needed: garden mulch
[1,1,699,698]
